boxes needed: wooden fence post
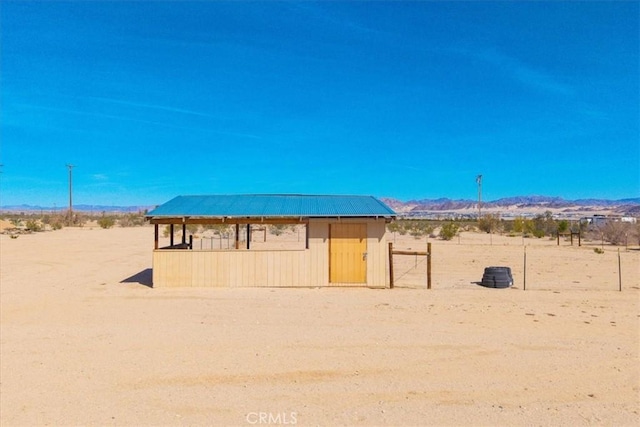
[523,246,527,291]
[618,249,622,292]
[427,242,432,290]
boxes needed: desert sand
[1,225,638,426]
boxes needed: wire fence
[390,233,639,292]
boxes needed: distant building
[581,214,637,227]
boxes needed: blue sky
[1,1,638,207]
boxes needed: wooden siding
[153,250,310,287]
[152,218,389,288]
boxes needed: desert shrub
[118,213,146,227]
[532,229,545,238]
[25,219,42,232]
[162,223,200,237]
[409,228,424,239]
[422,222,435,236]
[594,247,605,254]
[392,219,413,235]
[51,220,64,230]
[408,221,434,239]
[387,221,402,235]
[600,221,634,246]
[439,222,459,241]
[512,217,526,233]
[202,224,231,236]
[75,213,88,227]
[389,220,434,239]
[46,215,65,230]
[478,214,501,233]
[97,216,116,229]
[531,211,557,237]
[557,220,569,234]
[514,217,544,237]
[270,224,286,236]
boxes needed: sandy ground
[1,226,638,426]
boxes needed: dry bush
[118,213,146,227]
[98,216,116,229]
[478,214,501,233]
[597,221,635,246]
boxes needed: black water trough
[477,266,513,289]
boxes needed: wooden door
[329,223,367,283]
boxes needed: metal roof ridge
[145,194,397,219]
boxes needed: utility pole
[476,174,483,219]
[66,164,75,225]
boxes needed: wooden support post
[170,224,174,246]
[182,223,186,244]
[246,224,251,249]
[578,231,581,247]
[154,224,159,250]
[235,223,240,249]
[388,242,394,289]
[189,235,193,250]
[427,242,432,290]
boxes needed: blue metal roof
[146,194,396,218]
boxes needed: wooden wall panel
[366,219,388,288]
[308,219,329,286]
[154,250,311,287]
[152,218,390,288]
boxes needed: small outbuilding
[145,194,397,288]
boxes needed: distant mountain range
[0,204,155,214]
[2,196,639,216]
[380,196,640,216]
